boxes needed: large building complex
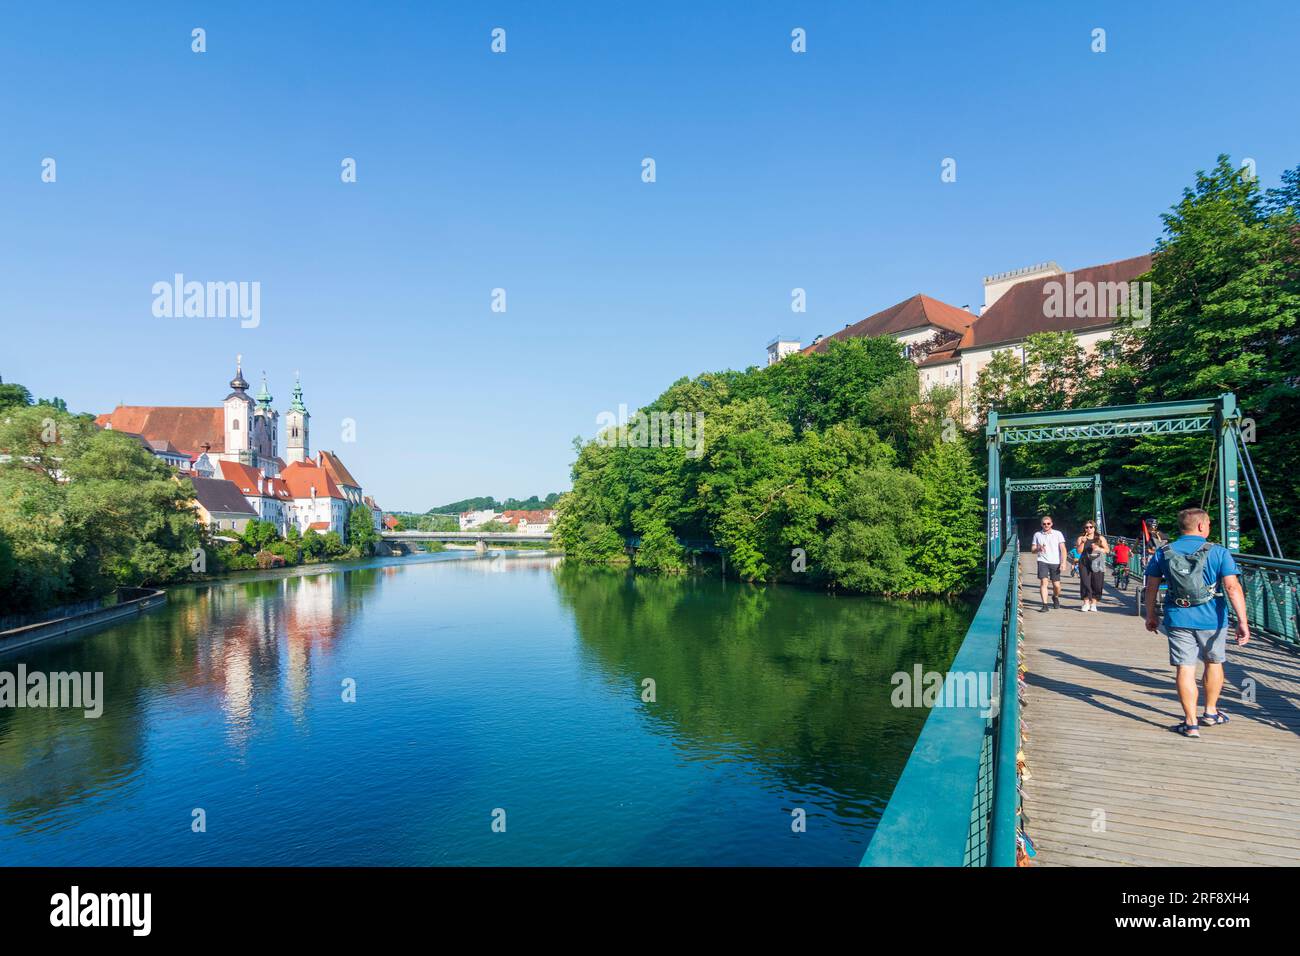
[771,254,1153,422]
[96,358,379,537]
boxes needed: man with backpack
[1143,507,1251,738]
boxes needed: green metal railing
[862,546,1021,866]
[1236,555,1299,648]
[1110,535,1298,646]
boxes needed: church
[96,358,377,537]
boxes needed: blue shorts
[1163,625,1228,667]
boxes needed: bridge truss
[1003,475,1104,550]
[986,395,1244,579]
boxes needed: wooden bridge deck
[1017,552,1300,866]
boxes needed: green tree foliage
[911,439,986,594]
[321,531,346,557]
[422,492,561,515]
[554,338,985,595]
[632,514,686,573]
[348,505,379,555]
[0,381,33,410]
[0,403,200,614]
[240,519,279,554]
[302,529,326,560]
[822,468,926,594]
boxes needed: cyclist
[1113,539,1132,590]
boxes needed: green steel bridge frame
[1002,474,1104,551]
[986,394,1243,578]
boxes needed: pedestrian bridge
[863,547,1300,866]
[863,394,1300,866]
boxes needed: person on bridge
[1075,521,1109,612]
[1143,507,1251,739]
[1112,538,1133,590]
[1032,515,1068,611]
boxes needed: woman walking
[1076,521,1109,612]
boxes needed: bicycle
[1112,561,1131,591]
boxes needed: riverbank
[0,587,167,653]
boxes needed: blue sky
[2,1,1297,509]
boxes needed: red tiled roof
[501,509,555,524]
[965,254,1153,350]
[805,294,977,354]
[216,460,262,495]
[280,460,346,500]
[216,460,292,500]
[96,406,225,456]
[918,346,961,367]
[383,515,399,529]
[264,476,292,500]
[319,450,360,489]
[307,521,331,531]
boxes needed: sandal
[1200,711,1230,726]
[1173,722,1200,738]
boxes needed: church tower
[223,356,256,465]
[253,372,279,469]
[285,372,310,464]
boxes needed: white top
[1033,529,1066,563]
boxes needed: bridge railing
[1110,536,1298,648]
[862,545,1021,867]
[1235,555,1299,649]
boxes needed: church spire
[229,354,249,392]
[256,372,273,411]
[289,371,308,412]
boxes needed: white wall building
[459,509,500,530]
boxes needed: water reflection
[0,564,381,825]
[551,564,973,825]
[0,553,973,864]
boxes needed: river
[0,552,971,866]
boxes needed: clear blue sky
[2,1,1297,509]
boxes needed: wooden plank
[1017,552,1300,867]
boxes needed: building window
[232,419,240,430]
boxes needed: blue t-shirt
[1144,535,1239,630]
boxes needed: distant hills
[422,493,561,516]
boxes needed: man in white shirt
[1032,515,1068,611]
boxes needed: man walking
[1143,507,1251,738]
[1032,515,1068,611]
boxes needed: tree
[322,531,345,557]
[348,505,379,555]
[910,439,985,595]
[0,402,200,613]
[302,528,326,560]
[822,468,926,595]
[632,514,686,573]
[240,519,279,554]
[0,381,33,410]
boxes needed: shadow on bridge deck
[1017,552,1300,866]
